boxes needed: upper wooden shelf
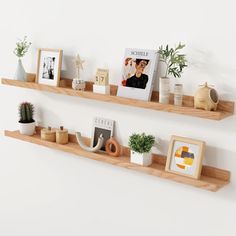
[1,77,234,120]
[4,127,230,192]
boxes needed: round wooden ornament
[41,126,56,142]
[56,126,69,145]
[105,137,121,157]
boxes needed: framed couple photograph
[117,48,159,101]
[165,136,205,179]
[36,49,63,86]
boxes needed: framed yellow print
[165,135,205,179]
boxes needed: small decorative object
[105,137,121,157]
[117,48,159,101]
[91,117,115,151]
[56,126,69,145]
[165,135,205,179]
[72,54,86,91]
[13,36,31,81]
[93,68,110,95]
[128,133,155,166]
[158,43,187,104]
[36,49,63,86]
[18,102,35,136]
[72,78,86,91]
[41,126,56,142]
[76,132,104,152]
[174,83,183,106]
[194,82,219,111]
[74,54,85,79]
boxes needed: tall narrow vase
[159,77,170,104]
[14,59,26,81]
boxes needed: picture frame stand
[93,84,110,95]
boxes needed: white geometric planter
[130,150,152,166]
[19,121,36,136]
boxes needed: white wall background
[0,0,236,235]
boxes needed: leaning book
[117,48,159,101]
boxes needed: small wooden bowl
[41,127,56,142]
[56,126,68,145]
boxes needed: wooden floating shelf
[1,77,234,120]
[4,127,230,192]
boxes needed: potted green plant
[14,36,31,81]
[18,102,35,135]
[128,133,155,166]
[158,43,187,104]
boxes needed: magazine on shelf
[117,48,159,101]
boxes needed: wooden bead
[41,126,56,142]
[56,126,68,145]
[105,137,121,157]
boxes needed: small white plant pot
[19,121,36,136]
[130,151,152,166]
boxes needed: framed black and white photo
[36,49,62,86]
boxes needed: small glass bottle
[174,84,183,106]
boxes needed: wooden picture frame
[36,48,63,86]
[165,135,205,179]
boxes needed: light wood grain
[4,128,230,192]
[1,78,234,120]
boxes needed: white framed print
[36,49,62,86]
[165,135,205,179]
[117,48,159,101]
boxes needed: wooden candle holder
[41,126,56,142]
[56,126,68,145]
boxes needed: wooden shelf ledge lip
[1,78,234,120]
[4,128,231,192]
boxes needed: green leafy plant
[158,42,187,78]
[14,36,31,58]
[19,102,35,123]
[128,133,155,154]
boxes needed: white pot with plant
[18,102,36,136]
[128,133,155,166]
[14,36,31,81]
[158,43,187,104]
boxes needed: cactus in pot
[18,102,36,135]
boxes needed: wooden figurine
[56,126,69,145]
[194,82,219,111]
[95,68,109,86]
[41,126,56,142]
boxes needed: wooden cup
[41,126,56,142]
[56,126,69,145]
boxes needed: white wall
[0,0,236,235]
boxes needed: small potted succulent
[128,133,155,166]
[18,102,35,135]
[158,43,187,104]
[14,36,31,81]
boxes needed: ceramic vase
[14,59,26,81]
[159,77,170,104]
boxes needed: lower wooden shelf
[4,128,230,192]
